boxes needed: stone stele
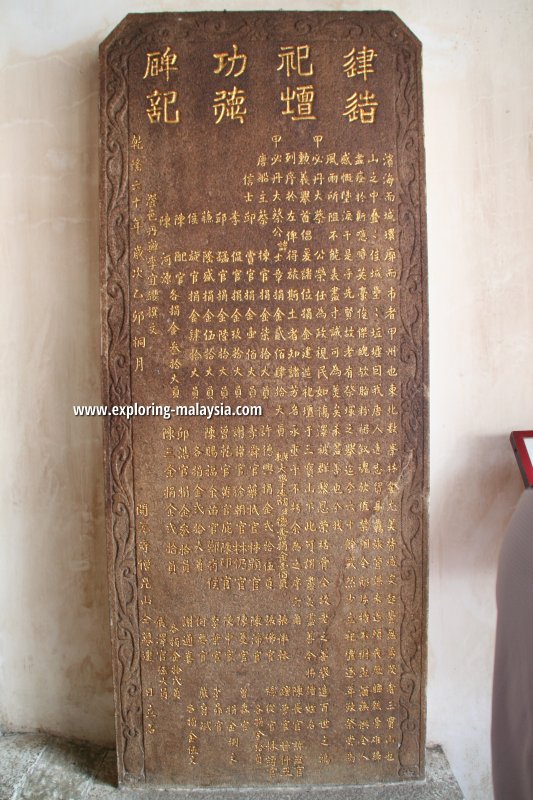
[99,11,428,790]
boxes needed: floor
[0,733,464,800]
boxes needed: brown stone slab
[99,11,428,790]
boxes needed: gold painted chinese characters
[143,43,380,126]
[100,12,427,789]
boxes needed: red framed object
[510,431,533,487]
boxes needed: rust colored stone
[100,12,428,789]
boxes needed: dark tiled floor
[1,734,464,800]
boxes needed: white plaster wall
[1,1,532,798]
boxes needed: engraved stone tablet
[100,11,428,789]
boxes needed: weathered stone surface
[0,734,48,800]
[10,737,106,800]
[100,11,428,790]
[0,736,463,799]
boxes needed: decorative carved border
[100,12,428,786]
[377,17,428,779]
[100,23,148,785]
[395,32,427,783]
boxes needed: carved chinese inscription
[100,11,427,790]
